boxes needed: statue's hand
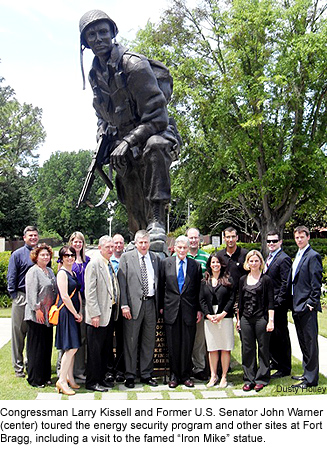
[110,140,129,171]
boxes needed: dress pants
[269,303,291,374]
[107,309,125,376]
[240,315,271,385]
[26,320,53,386]
[86,309,115,388]
[11,292,28,375]
[293,309,319,385]
[123,298,156,380]
[165,304,196,383]
[191,316,207,374]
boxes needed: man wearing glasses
[264,230,292,379]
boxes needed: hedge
[1,239,326,308]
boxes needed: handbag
[48,288,76,325]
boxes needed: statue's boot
[147,203,168,255]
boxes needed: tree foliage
[132,0,327,246]
[0,76,45,238]
[33,150,129,241]
[0,172,37,239]
[0,76,45,176]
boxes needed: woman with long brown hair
[200,252,234,388]
[55,246,83,395]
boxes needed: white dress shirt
[138,251,155,297]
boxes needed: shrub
[0,252,11,295]
[0,294,11,308]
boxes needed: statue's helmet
[79,10,118,48]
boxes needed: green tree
[0,76,45,237]
[33,150,128,241]
[0,172,37,239]
[0,76,45,176]
[133,0,327,248]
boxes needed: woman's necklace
[38,265,49,276]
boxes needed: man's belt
[142,295,155,301]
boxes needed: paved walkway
[1,318,326,400]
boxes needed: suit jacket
[287,246,322,314]
[117,249,160,320]
[85,254,120,326]
[265,250,292,307]
[199,279,234,318]
[159,256,202,326]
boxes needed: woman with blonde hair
[236,250,274,392]
[68,231,90,381]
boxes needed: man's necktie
[108,262,117,303]
[177,259,185,293]
[141,256,149,297]
[263,253,273,273]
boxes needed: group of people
[7,224,323,394]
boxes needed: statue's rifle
[76,134,114,208]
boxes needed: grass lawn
[288,306,327,338]
[0,324,326,400]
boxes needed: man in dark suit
[264,230,292,378]
[159,235,202,388]
[118,230,160,388]
[288,226,322,388]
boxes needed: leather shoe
[243,383,255,391]
[291,382,309,388]
[102,379,114,388]
[115,373,125,383]
[192,371,208,381]
[291,375,305,381]
[86,383,108,392]
[124,378,135,389]
[105,373,115,383]
[168,380,178,388]
[291,381,317,389]
[271,371,289,379]
[184,379,194,388]
[254,383,264,392]
[15,371,25,378]
[140,377,158,387]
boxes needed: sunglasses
[63,253,76,258]
[267,239,279,243]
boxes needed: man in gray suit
[85,235,120,392]
[118,230,160,388]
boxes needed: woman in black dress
[236,250,274,392]
[55,246,83,395]
[200,253,234,388]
